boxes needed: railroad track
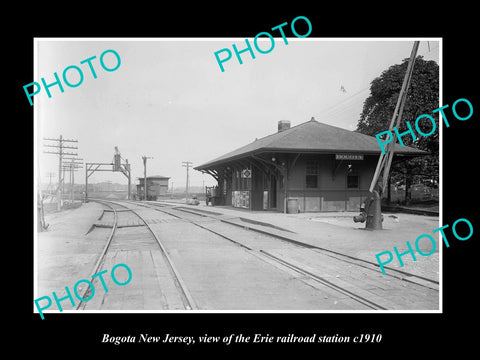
[147,201,439,289]
[118,200,439,310]
[78,199,196,310]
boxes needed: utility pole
[46,172,55,193]
[44,135,78,211]
[182,161,192,200]
[63,157,83,202]
[142,155,153,201]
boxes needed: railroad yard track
[83,199,439,311]
[78,200,196,310]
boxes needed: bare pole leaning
[380,41,420,193]
[369,41,420,194]
[355,41,420,229]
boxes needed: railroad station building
[136,175,170,200]
[195,118,425,213]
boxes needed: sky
[34,38,440,190]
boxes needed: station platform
[35,200,441,310]
[35,202,107,307]
[158,199,441,282]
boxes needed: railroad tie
[93,221,114,228]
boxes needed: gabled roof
[148,175,170,179]
[137,175,170,180]
[195,119,426,169]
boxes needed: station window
[306,160,319,188]
[347,174,359,189]
[306,160,319,175]
[306,175,318,188]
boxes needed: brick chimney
[278,120,291,132]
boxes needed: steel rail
[126,205,197,310]
[133,202,389,310]
[76,199,120,310]
[116,200,439,309]
[96,199,196,310]
[78,199,196,311]
[259,250,386,310]
[151,201,439,289]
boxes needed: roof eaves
[194,147,427,170]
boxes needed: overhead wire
[313,41,440,125]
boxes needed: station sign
[241,169,252,178]
[335,154,364,160]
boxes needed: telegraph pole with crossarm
[63,157,83,202]
[43,135,78,211]
[182,161,192,201]
[142,155,153,201]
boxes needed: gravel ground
[178,203,441,282]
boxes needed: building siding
[280,154,376,212]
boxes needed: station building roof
[195,118,426,170]
[137,175,170,181]
[147,175,170,179]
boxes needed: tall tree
[356,56,439,203]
